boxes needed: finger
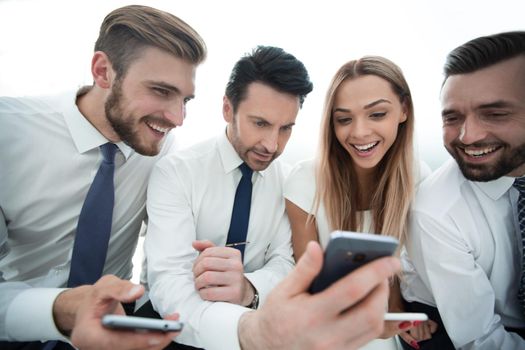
[275,241,324,297]
[192,240,215,252]
[94,275,145,304]
[198,246,242,259]
[429,319,439,333]
[333,281,390,347]
[399,330,418,345]
[193,256,242,278]
[316,256,400,315]
[195,270,238,290]
[198,285,236,302]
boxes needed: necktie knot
[514,177,525,194]
[239,162,253,179]
[100,143,118,165]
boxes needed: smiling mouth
[352,141,379,153]
[145,121,171,135]
[461,145,500,158]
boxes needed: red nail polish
[399,321,412,329]
[413,320,423,326]
[410,340,420,350]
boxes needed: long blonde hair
[314,56,414,245]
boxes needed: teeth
[147,122,170,134]
[353,142,378,151]
[464,146,497,157]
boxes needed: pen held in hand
[225,241,250,247]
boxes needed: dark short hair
[225,45,313,113]
[95,5,206,79]
[444,31,525,80]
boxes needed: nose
[163,101,185,127]
[261,129,279,154]
[351,118,371,139]
[458,115,487,145]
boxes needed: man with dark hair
[401,31,525,349]
[144,45,313,349]
[0,5,206,349]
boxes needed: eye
[280,125,294,132]
[183,97,193,105]
[442,113,460,125]
[370,112,386,119]
[152,87,170,97]
[255,120,269,128]
[334,116,352,125]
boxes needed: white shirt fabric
[284,158,430,350]
[145,131,294,350]
[402,158,525,349]
[0,91,169,341]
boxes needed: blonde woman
[284,56,435,350]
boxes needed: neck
[76,86,120,142]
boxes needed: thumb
[277,241,323,297]
[192,240,215,252]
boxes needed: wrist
[238,311,260,350]
[53,286,91,336]
[242,278,257,307]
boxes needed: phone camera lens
[353,253,366,262]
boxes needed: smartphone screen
[309,231,399,293]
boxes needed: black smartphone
[101,315,183,332]
[309,231,399,293]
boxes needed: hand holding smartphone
[309,231,399,293]
[101,315,183,332]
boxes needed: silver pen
[225,241,250,247]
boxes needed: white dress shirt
[0,91,169,341]
[402,159,525,349]
[145,131,294,350]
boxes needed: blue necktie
[514,177,525,314]
[226,163,253,260]
[68,143,118,287]
[42,144,117,350]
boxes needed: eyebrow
[333,98,392,114]
[248,115,295,128]
[442,100,515,116]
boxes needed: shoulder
[413,158,467,216]
[287,158,316,182]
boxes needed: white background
[1,0,523,282]
[1,0,523,169]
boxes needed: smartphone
[101,315,183,332]
[309,231,399,293]
[384,312,428,321]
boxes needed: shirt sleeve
[283,160,315,213]
[0,207,68,342]
[408,210,525,350]
[244,211,294,304]
[145,158,249,349]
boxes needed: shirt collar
[61,89,133,159]
[472,175,516,200]
[216,129,267,177]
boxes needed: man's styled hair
[444,31,525,79]
[95,5,207,79]
[225,45,313,113]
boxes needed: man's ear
[223,95,234,123]
[91,51,114,89]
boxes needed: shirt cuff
[6,288,70,342]
[198,302,249,350]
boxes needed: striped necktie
[514,177,525,314]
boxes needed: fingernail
[413,320,423,326]
[410,340,420,349]
[399,321,412,329]
[148,338,161,346]
[128,284,142,297]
